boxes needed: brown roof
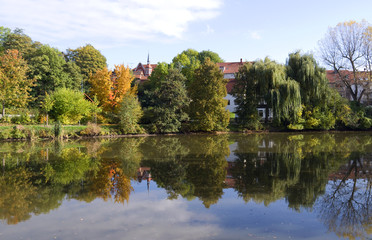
[217,61,246,74]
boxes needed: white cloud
[0,0,223,48]
[250,31,262,40]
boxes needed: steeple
[147,52,150,65]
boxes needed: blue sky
[1,0,372,69]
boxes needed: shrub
[80,123,102,136]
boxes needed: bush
[11,125,26,139]
[118,94,144,134]
[80,123,102,136]
[0,129,12,140]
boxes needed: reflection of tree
[85,158,133,204]
[0,166,63,224]
[143,135,229,208]
[317,154,372,239]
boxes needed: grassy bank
[0,123,120,141]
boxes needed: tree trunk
[1,102,5,118]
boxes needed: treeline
[1,24,372,136]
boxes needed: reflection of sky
[0,181,344,240]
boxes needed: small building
[132,54,157,83]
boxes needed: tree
[172,49,223,87]
[319,20,372,103]
[48,88,95,124]
[286,52,339,130]
[188,58,230,131]
[138,62,173,108]
[0,26,11,53]
[1,28,41,59]
[118,94,143,134]
[150,69,190,133]
[28,45,80,101]
[89,64,135,112]
[0,49,35,117]
[232,58,301,128]
[198,50,224,63]
[65,44,107,91]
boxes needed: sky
[1,0,372,69]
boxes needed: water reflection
[0,133,371,239]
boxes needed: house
[132,54,157,83]
[326,70,372,104]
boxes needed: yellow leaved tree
[89,64,135,112]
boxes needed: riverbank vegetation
[1,21,372,141]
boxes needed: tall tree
[150,69,190,133]
[89,64,134,112]
[0,49,35,117]
[198,50,224,63]
[28,45,81,102]
[65,44,107,91]
[188,58,229,131]
[319,20,372,103]
[0,26,11,53]
[232,58,301,128]
[1,28,41,59]
[172,49,223,87]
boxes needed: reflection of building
[137,167,152,183]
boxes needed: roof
[217,61,246,74]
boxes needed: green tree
[0,26,11,53]
[172,48,200,86]
[48,88,95,124]
[0,49,35,117]
[198,50,224,63]
[150,69,190,133]
[28,45,80,102]
[286,52,344,130]
[232,58,301,128]
[1,28,41,59]
[65,44,107,91]
[138,62,173,109]
[118,94,144,134]
[188,58,229,131]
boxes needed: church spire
[147,52,150,65]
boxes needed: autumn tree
[89,64,135,112]
[65,44,107,91]
[188,58,230,131]
[319,20,372,103]
[0,49,35,117]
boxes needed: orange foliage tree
[89,64,135,112]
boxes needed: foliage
[148,69,190,133]
[318,20,372,103]
[48,88,95,124]
[188,58,230,131]
[28,45,81,102]
[89,64,135,112]
[232,58,301,128]
[118,94,144,134]
[65,44,107,91]
[172,49,223,86]
[0,49,35,117]
[1,28,41,59]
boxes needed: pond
[0,133,371,240]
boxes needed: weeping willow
[286,51,329,107]
[233,58,302,126]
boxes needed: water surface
[0,133,371,239]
